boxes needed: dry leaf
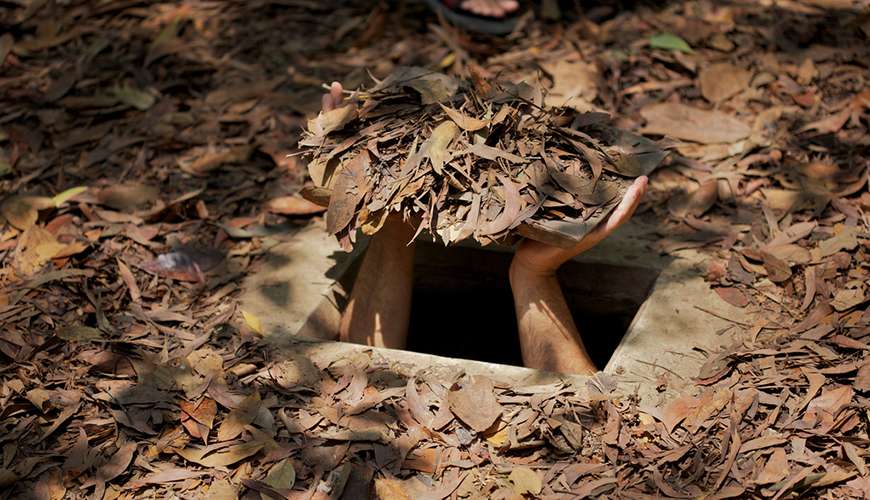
[440,104,489,131]
[715,287,749,308]
[448,376,502,433]
[308,104,358,137]
[756,448,789,484]
[699,63,752,102]
[217,392,261,442]
[509,467,543,496]
[543,60,599,111]
[95,183,159,212]
[263,458,295,499]
[242,310,263,334]
[641,102,751,144]
[265,195,326,215]
[177,440,265,467]
[2,195,54,230]
[668,180,718,217]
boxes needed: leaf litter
[300,68,664,248]
[0,0,868,499]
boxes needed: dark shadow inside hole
[403,242,661,369]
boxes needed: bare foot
[460,0,519,17]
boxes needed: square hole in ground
[337,241,661,369]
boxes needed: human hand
[511,176,649,277]
[321,81,345,111]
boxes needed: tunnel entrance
[342,241,661,370]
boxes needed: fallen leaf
[178,145,253,176]
[641,103,751,144]
[844,442,867,476]
[307,104,358,137]
[856,362,870,392]
[177,440,265,467]
[542,60,599,111]
[262,458,295,499]
[51,186,88,207]
[762,252,792,283]
[756,448,789,484]
[265,195,326,215]
[242,310,263,334]
[440,104,489,131]
[57,325,103,342]
[15,226,65,275]
[95,183,158,212]
[217,392,261,442]
[327,150,370,234]
[699,63,752,102]
[478,175,522,236]
[111,85,156,110]
[668,180,718,217]
[448,376,502,433]
[831,288,866,312]
[509,467,542,496]
[715,287,749,308]
[374,66,458,104]
[1,195,54,230]
[649,32,693,53]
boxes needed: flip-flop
[421,0,520,35]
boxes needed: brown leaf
[509,467,542,496]
[178,145,253,176]
[420,121,459,174]
[440,104,489,131]
[373,66,458,104]
[308,104,358,137]
[326,150,370,234]
[464,142,524,164]
[640,102,751,144]
[668,180,718,218]
[15,226,65,275]
[698,63,752,102]
[217,392,261,442]
[374,476,410,500]
[855,362,870,393]
[755,448,789,484]
[265,195,326,215]
[715,287,749,308]
[478,175,522,236]
[831,288,866,312]
[95,183,159,212]
[542,60,599,111]
[1,195,54,230]
[117,258,141,303]
[844,442,867,476]
[762,252,792,283]
[177,440,265,467]
[448,376,502,432]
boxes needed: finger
[330,81,343,106]
[583,176,647,243]
[500,0,519,12]
[604,176,648,232]
[321,93,334,112]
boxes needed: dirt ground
[1,0,869,498]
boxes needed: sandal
[421,0,521,35]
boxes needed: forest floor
[1,0,869,498]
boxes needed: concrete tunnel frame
[241,217,750,405]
